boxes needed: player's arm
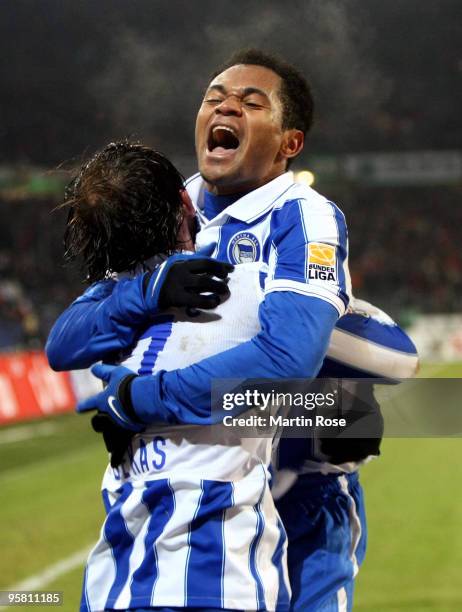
[305,299,420,468]
[78,293,339,426]
[46,255,233,371]
[320,297,419,380]
[78,198,350,426]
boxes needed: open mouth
[207,125,240,154]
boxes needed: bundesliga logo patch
[228,231,261,264]
[308,242,337,282]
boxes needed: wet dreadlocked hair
[61,142,185,283]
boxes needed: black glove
[317,382,384,464]
[144,254,234,311]
[91,411,134,468]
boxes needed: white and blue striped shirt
[81,264,290,612]
[188,171,350,316]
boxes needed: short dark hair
[211,48,314,136]
[61,142,185,283]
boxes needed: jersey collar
[185,172,295,225]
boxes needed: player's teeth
[213,126,236,136]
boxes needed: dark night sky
[1,0,461,174]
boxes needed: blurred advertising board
[0,350,99,425]
[304,150,462,186]
[407,314,462,362]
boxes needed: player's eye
[244,99,265,109]
[204,97,224,105]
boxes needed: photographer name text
[222,414,346,427]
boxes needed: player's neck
[204,190,248,221]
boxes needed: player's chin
[199,155,241,185]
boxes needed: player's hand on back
[144,253,234,311]
[76,364,144,432]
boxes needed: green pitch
[1,363,461,611]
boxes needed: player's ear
[180,189,195,218]
[177,190,196,251]
[279,129,304,161]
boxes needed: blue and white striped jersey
[80,171,416,609]
[81,254,417,609]
[187,172,351,316]
[82,264,290,612]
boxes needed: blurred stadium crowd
[343,186,462,316]
[0,1,460,350]
[1,182,460,350]
[0,196,78,349]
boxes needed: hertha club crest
[228,232,261,264]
